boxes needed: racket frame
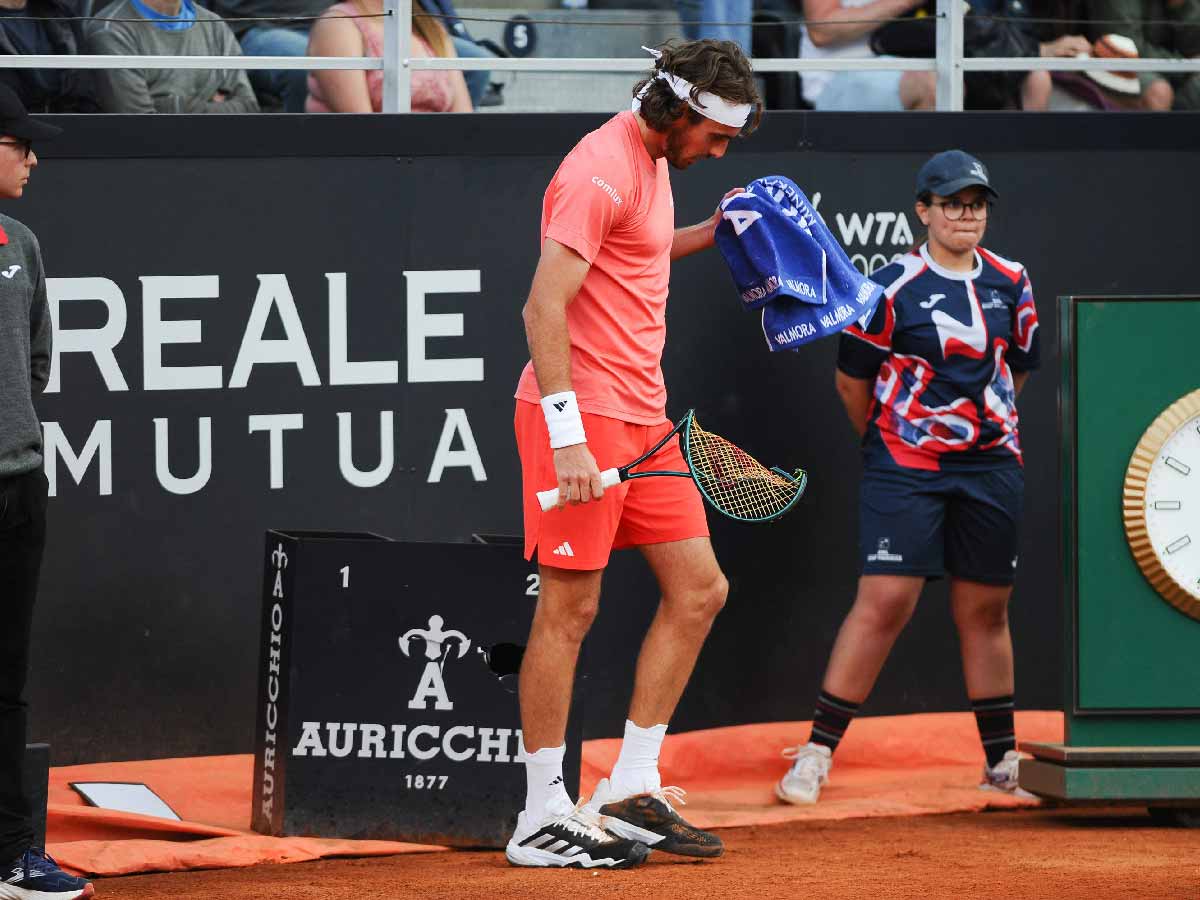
[537,409,807,523]
[680,412,808,523]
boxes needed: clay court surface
[98,807,1199,900]
[46,716,1200,898]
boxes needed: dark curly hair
[632,39,762,136]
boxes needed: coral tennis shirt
[515,111,676,425]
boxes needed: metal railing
[3,0,1200,112]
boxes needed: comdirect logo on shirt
[591,176,623,206]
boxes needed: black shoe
[588,780,723,859]
[505,804,651,868]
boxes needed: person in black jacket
[206,0,333,112]
[963,0,1090,109]
[1086,0,1199,109]
[0,0,100,113]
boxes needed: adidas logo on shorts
[552,542,575,558]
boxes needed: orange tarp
[582,711,1061,828]
[46,711,1062,877]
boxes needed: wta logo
[811,191,912,276]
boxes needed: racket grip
[537,468,621,512]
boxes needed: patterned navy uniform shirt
[837,243,1040,472]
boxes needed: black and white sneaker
[505,803,651,869]
[586,780,723,858]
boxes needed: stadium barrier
[1,0,1199,111]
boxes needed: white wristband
[541,391,587,449]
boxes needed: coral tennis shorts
[515,400,709,570]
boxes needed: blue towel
[715,175,884,351]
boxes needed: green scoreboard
[1021,297,1200,823]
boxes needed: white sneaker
[775,741,832,805]
[980,749,1037,799]
[504,801,651,868]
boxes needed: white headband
[631,46,753,130]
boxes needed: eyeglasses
[931,197,989,220]
[0,139,32,159]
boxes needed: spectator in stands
[207,1,333,113]
[1025,33,1093,110]
[961,0,1092,109]
[799,0,936,110]
[676,0,751,55]
[88,0,260,113]
[0,0,101,112]
[418,0,499,107]
[1012,0,1132,110]
[306,0,471,112]
[855,0,1092,110]
[1086,0,1199,110]
[752,0,809,108]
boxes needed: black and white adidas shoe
[505,804,651,869]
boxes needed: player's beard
[663,119,698,169]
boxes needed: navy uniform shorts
[858,465,1024,585]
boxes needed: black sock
[971,694,1016,767]
[808,690,860,754]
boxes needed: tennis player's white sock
[523,743,572,822]
[608,720,667,798]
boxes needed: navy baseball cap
[0,84,60,141]
[915,149,997,201]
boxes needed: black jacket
[0,0,100,113]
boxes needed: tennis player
[777,151,1041,805]
[506,40,761,869]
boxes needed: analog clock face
[1143,415,1200,602]
[1124,388,1200,620]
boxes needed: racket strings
[685,419,805,521]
